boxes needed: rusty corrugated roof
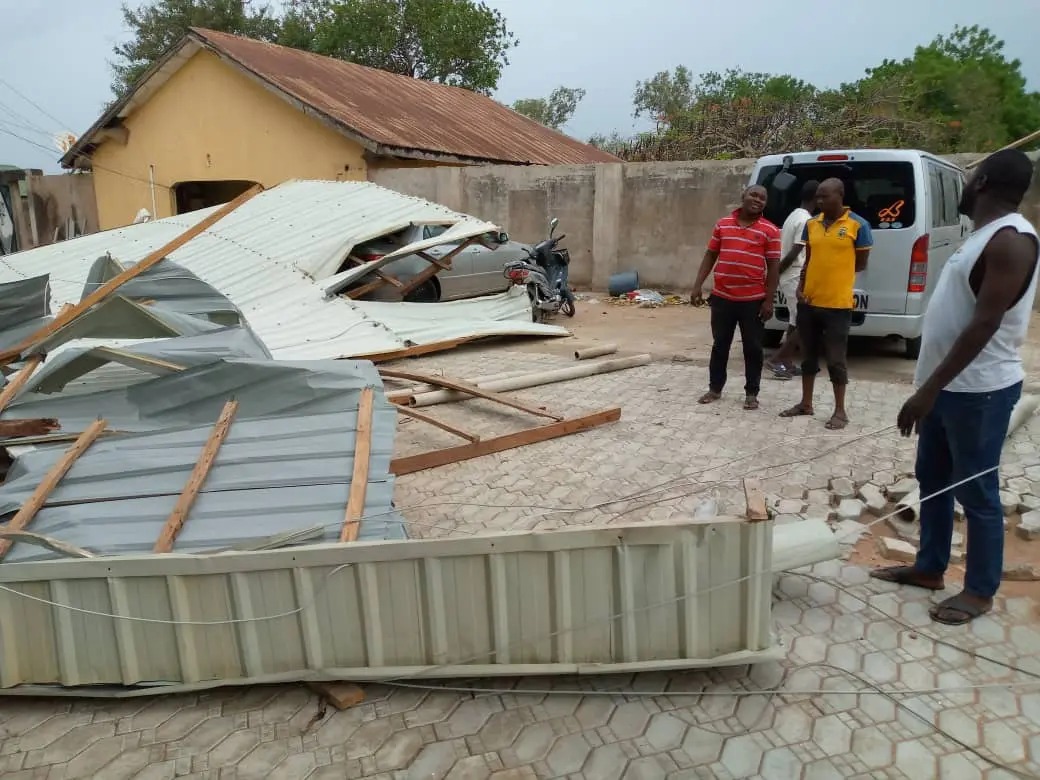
[185,28,618,166]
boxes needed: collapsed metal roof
[0,408,403,564]
[0,180,567,359]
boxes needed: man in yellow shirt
[778,178,873,429]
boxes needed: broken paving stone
[1018,494,1040,514]
[1003,563,1040,582]
[1000,491,1021,516]
[779,484,806,500]
[832,519,870,546]
[829,477,855,499]
[877,537,917,563]
[886,516,919,542]
[857,484,887,516]
[1016,510,1040,541]
[776,499,805,515]
[836,498,865,521]
[886,477,918,502]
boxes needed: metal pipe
[149,164,158,219]
[385,369,535,400]
[574,343,618,361]
[772,519,839,573]
[407,354,653,408]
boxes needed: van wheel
[763,329,783,349]
[904,336,922,360]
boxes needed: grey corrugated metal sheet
[23,327,270,396]
[0,181,568,360]
[0,273,51,353]
[0,519,776,690]
[4,358,384,432]
[0,408,402,564]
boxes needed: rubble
[857,483,887,516]
[877,537,917,563]
[1016,510,1040,541]
[886,477,918,502]
[836,498,865,521]
[829,476,855,499]
[1003,563,1040,581]
[1000,490,1021,516]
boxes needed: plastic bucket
[608,270,639,297]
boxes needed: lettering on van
[775,288,869,312]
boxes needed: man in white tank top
[871,149,1039,625]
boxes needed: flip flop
[779,404,813,418]
[869,565,944,591]
[698,391,721,405]
[744,395,759,410]
[825,413,849,430]
[929,592,993,625]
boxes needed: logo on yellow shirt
[837,227,847,238]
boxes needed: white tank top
[915,213,1040,393]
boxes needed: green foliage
[623,26,1040,161]
[112,0,517,98]
[512,86,586,130]
[112,0,281,97]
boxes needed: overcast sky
[0,0,1037,172]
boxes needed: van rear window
[756,161,916,230]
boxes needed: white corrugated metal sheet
[0,181,567,359]
[0,518,778,692]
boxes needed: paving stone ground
[3,346,1040,779]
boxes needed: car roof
[752,149,963,172]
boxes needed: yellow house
[61,28,618,230]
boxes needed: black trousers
[708,295,764,396]
[797,304,852,385]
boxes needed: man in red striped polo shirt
[691,185,782,410]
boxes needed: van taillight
[908,235,929,293]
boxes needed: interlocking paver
[1,346,1039,777]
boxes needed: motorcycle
[502,217,576,322]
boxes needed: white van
[749,149,969,358]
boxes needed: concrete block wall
[372,154,1040,299]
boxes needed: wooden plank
[394,404,479,443]
[0,418,108,560]
[396,239,477,298]
[0,355,43,411]
[379,368,563,422]
[342,256,406,289]
[359,338,471,363]
[743,478,768,522]
[390,407,622,476]
[345,278,386,300]
[153,400,239,554]
[341,388,375,543]
[0,185,262,366]
[307,681,366,710]
[0,418,60,439]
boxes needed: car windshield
[756,160,917,230]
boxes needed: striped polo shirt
[708,210,782,301]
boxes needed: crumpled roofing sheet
[5,357,385,432]
[0,407,403,564]
[0,181,568,359]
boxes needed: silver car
[346,224,531,302]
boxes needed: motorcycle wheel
[527,285,545,323]
[561,298,576,317]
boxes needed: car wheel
[904,336,922,360]
[403,280,440,303]
[763,329,784,348]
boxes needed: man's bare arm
[918,229,1037,397]
[778,244,803,275]
[796,245,812,298]
[692,249,719,293]
[854,248,870,273]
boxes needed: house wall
[0,171,98,251]
[90,49,369,230]
[372,154,1040,298]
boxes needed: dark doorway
[173,180,257,215]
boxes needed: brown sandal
[779,404,813,418]
[825,413,849,430]
[869,565,944,591]
[929,592,993,625]
[698,391,721,404]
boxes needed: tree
[512,86,586,130]
[633,66,694,125]
[112,0,282,97]
[280,0,517,94]
[858,25,1040,151]
[112,0,518,99]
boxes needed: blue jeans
[915,382,1021,598]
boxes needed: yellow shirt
[801,208,874,309]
